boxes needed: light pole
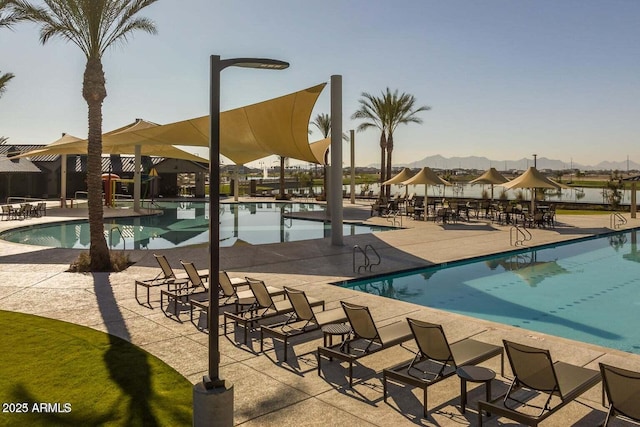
[196,54,288,426]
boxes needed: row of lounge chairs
[135,257,639,426]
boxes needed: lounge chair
[599,362,640,426]
[160,260,209,322]
[478,340,601,426]
[154,253,209,283]
[224,278,324,345]
[134,254,192,308]
[317,301,413,387]
[190,273,284,332]
[260,287,347,362]
[383,318,503,417]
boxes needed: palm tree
[384,88,430,197]
[0,70,13,98]
[310,113,331,199]
[1,0,19,99]
[13,0,158,271]
[352,92,388,192]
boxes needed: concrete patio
[1,199,639,426]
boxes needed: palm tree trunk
[83,57,111,271]
[386,132,394,198]
[379,131,387,196]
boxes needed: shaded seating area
[260,287,347,362]
[224,278,324,345]
[317,301,413,387]
[599,362,640,426]
[478,340,601,426]
[383,318,503,417]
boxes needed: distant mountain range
[374,155,640,172]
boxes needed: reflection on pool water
[340,230,640,354]
[0,202,390,249]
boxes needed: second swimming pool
[340,230,640,354]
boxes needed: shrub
[68,251,132,273]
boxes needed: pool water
[341,230,640,354]
[0,202,389,249]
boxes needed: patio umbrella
[469,167,509,200]
[382,167,414,197]
[402,167,451,220]
[502,167,561,213]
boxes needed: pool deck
[1,198,640,426]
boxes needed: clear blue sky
[1,0,638,168]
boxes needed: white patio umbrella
[402,167,451,220]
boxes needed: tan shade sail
[382,167,414,185]
[99,83,327,165]
[469,167,509,185]
[16,120,208,163]
[309,138,331,166]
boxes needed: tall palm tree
[384,88,430,197]
[13,0,158,271]
[352,93,388,191]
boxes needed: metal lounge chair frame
[383,318,503,417]
[224,278,323,345]
[134,254,191,308]
[260,287,346,362]
[478,340,601,426]
[317,301,413,387]
[192,273,285,333]
[160,260,209,322]
[599,362,640,426]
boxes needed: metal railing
[353,244,381,273]
[610,212,627,229]
[105,225,125,250]
[510,225,532,247]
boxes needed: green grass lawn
[0,311,192,426]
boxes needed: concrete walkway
[1,199,639,426]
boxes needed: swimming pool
[340,230,640,354]
[0,202,390,249]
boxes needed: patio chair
[159,260,209,322]
[134,254,192,308]
[260,287,347,361]
[383,318,503,417]
[224,278,324,345]
[478,340,601,426]
[154,253,209,283]
[599,362,640,426]
[191,272,285,331]
[317,301,413,387]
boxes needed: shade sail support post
[60,154,67,207]
[350,129,355,204]
[330,75,343,246]
[134,145,141,212]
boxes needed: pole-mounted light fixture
[206,55,289,390]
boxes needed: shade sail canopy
[469,167,509,185]
[502,167,562,190]
[100,83,327,165]
[17,83,327,165]
[402,167,451,186]
[16,120,208,163]
[382,168,414,185]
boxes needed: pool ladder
[510,225,532,247]
[106,225,125,250]
[610,212,627,229]
[353,244,381,273]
